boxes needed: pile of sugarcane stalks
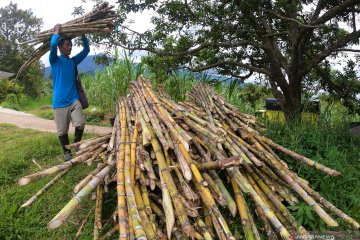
[17,77,359,240]
[16,2,116,78]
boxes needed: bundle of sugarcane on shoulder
[17,76,359,240]
[16,2,116,78]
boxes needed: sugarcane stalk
[202,173,226,206]
[173,143,192,181]
[299,177,360,229]
[146,120,194,237]
[140,182,152,216]
[193,181,234,239]
[21,168,70,208]
[208,170,238,217]
[157,168,174,239]
[171,158,199,201]
[210,210,227,240]
[138,144,157,189]
[260,136,341,176]
[95,184,103,230]
[107,116,118,151]
[195,218,213,240]
[123,105,147,240]
[138,79,192,149]
[116,100,129,240]
[74,163,106,193]
[247,172,305,234]
[134,184,157,239]
[94,218,100,240]
[247,173,292,230]
[134,99,151,146]
[231,169,291,239]
[79,135,111,150]
[18,150,95,186]
[47,154,116,229]
[130,117,138,186]
[252,194,278,240]
[133,88,170,150]
[101,224,118,240]
[76,141,105,157]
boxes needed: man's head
[58,37,72,58]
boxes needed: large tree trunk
[269,75,303,121]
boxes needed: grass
[0,124,116,239]
[263,120,360,231]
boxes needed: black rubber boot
[73,127,84,143]
[73,127,84,152]
[58,134,72,161]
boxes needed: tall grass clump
[81,49,145,113]
[161,71,195,101]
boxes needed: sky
[0,0,152,66]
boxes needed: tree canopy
[0,2,44,97]
[111,0,360,118]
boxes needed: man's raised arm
[49,24,61,64]
[73,35,90,65]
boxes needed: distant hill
[44,54,105,78]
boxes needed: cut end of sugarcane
[48,219,64,230]
[325,219,339,227]
[332,170,341,177]
[165,216,174,240]
[17,178,31,186]
[20,199,33,208]
[353,221,360,229]
[183,171,192,181]
[280,229,290,239]
[230,206,237,217]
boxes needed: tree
[111,0,360,119]
[0,2,44,97]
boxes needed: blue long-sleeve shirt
[49,34,90,108]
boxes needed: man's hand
[54,24,61,34]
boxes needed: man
[49,23,90,161]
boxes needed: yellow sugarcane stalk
[116,100,129,239]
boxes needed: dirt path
[0,106,112,135]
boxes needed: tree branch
[336,48,360,52]
[226,70,254,81]
[115,39,264,57]
[302,29,360,75]
[184,0,196,18]
[186,60,271,75]
[312,0,360,25]
[261,8,325,29]
[311,0,324,21]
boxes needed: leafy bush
[83,107,106,125]
[1,93,20,110]
[0,79,23,102]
